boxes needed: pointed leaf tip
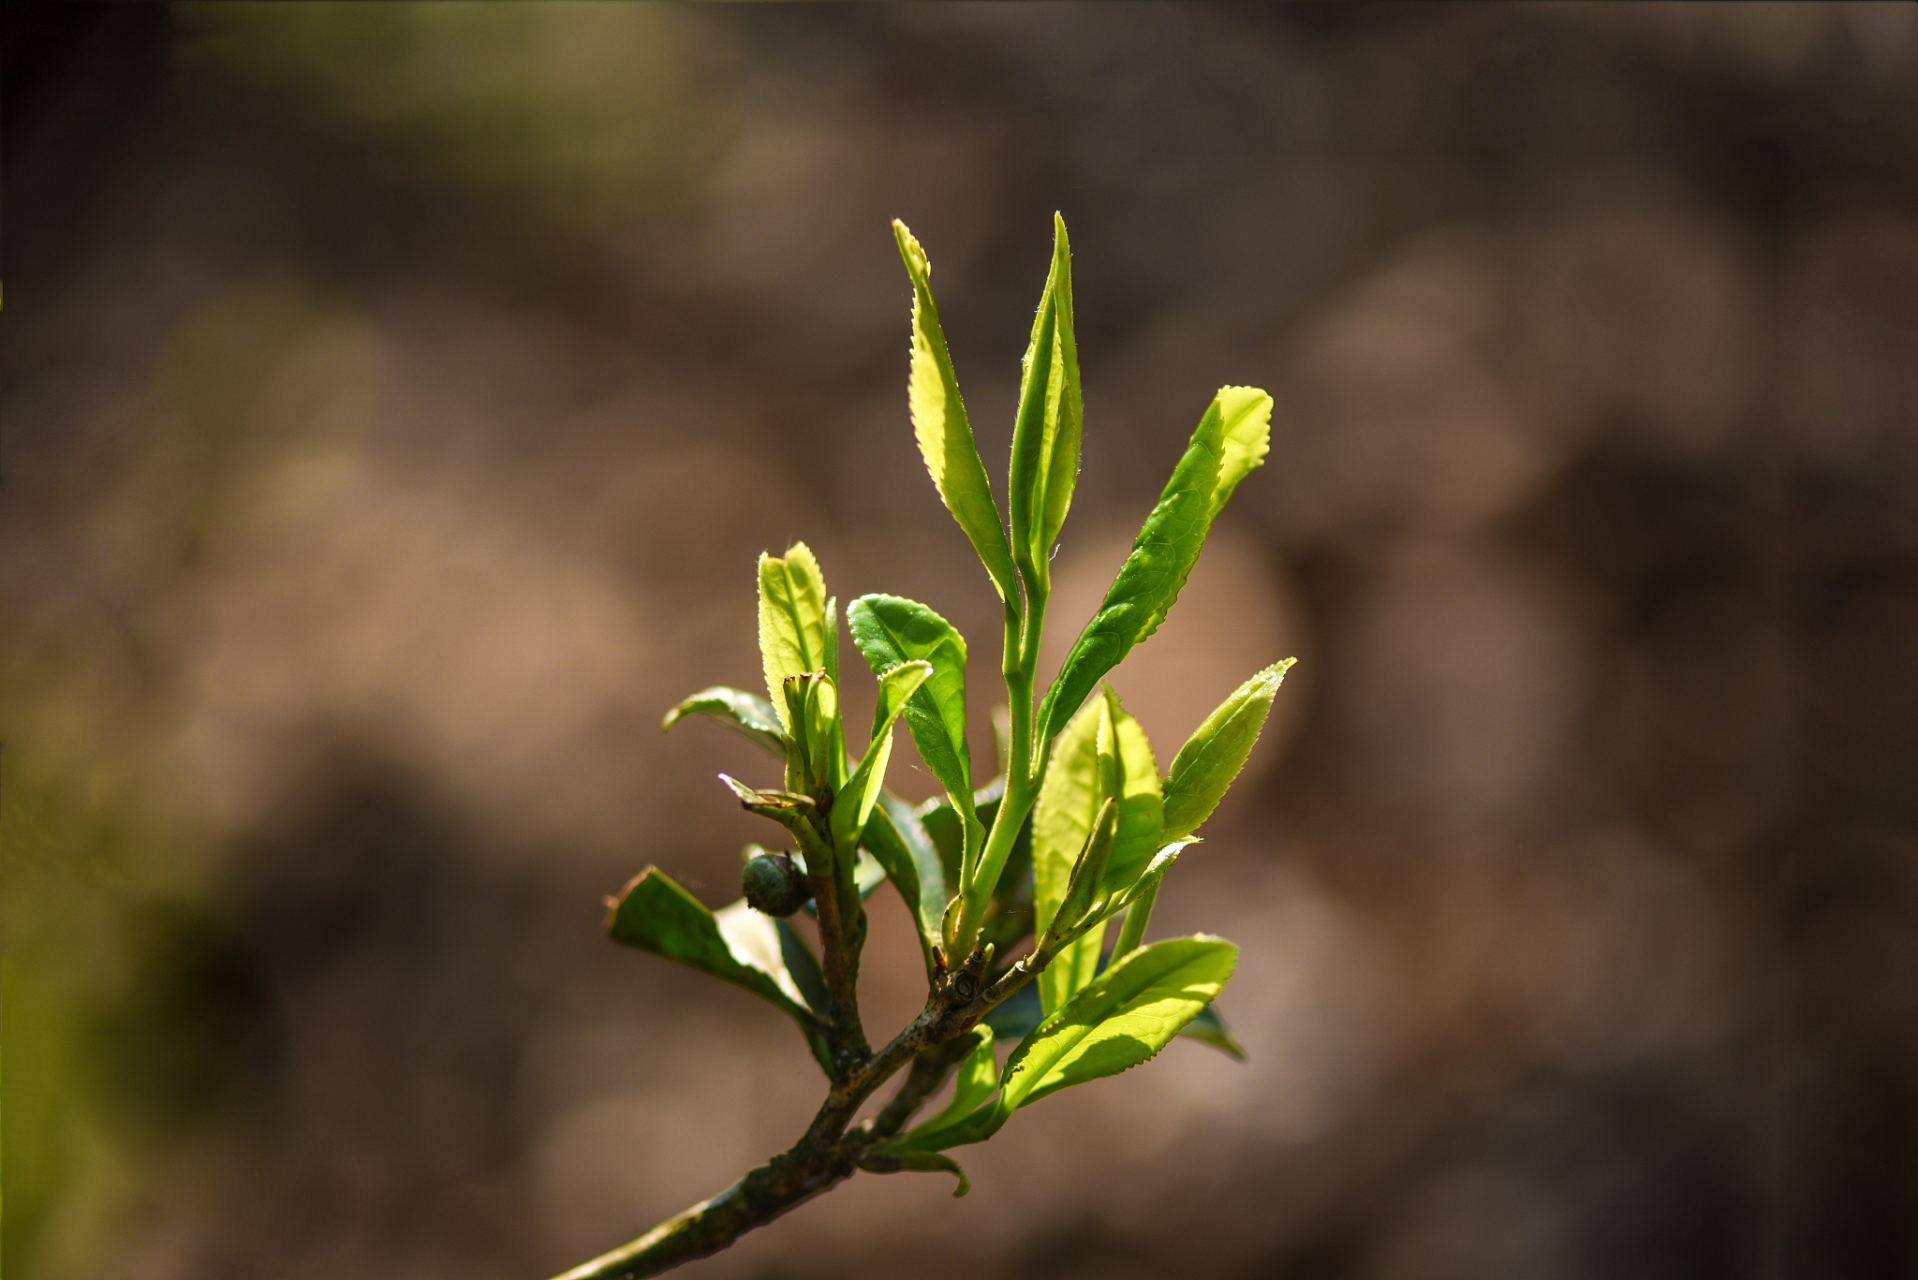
[895,222,1021,606]
[1161,657,1295,842]
[1038,386,1273,742]
[1009,211,1084,597]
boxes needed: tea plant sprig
[556,216,1293,1280]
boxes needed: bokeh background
[7,4,1917,1278]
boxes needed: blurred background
[6,4,1916,1278]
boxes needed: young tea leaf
[1096,687,1164,899]
[860,792,949,962]
[758,543,833,728]
[893,220,1021,607]
[661,687,787,758]
[1006,213,1083,597]
[607,868,832,1073]
[781,672,841,795]
[1032,698,1104,1016]
[1162,658,1294,841]
[848,594,975,812]
[1037,387,1272,741]
[998,935,1238,1110]
[831,660,934,854]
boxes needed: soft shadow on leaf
[661,686,787,757]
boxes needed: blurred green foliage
[184,2,734,236]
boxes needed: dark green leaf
[893,220,1021,607]
[661,686,786,758]
[862,793,949,957]
[1037,386,1272,741]
[1162,659,1294,842]
[856,1149,970,1197]
[918,798,965,893]
[1007,213,1083,596]
[1180,1002,1247,1061]
[606,868,831,1073]
[848,594,974,812]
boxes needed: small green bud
[742,851,809,917]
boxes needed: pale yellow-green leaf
[893,220,1020,606]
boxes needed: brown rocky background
[6,5,1915,1278]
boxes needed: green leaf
[1043,800,1116,962]
[861,793,948,959]
[856,1149,970,1197]
[781,672,842,795]
[1030,690,1160,1012]
[607,868,831,1073]
[713,899,827,1015]
[903,1024,998,1145]
[758,543,833,729]
[848,594,974,812]
[918,796,966,896]
[1162,659,1294,842]
[1032,698,1104,1016]
[831,660,933,853]
[892,220,1021,607]
[998,935,1238,1110]
[1095,687,1164,899]
[1007,213,1083,597]
[1038,386,1273,741]
[1180,1002,1247,1061]
[661,687,787,758]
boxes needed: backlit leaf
[1037,387,1272,741]
[998,935,1237,1110]
[661,686,786,758]
[1162,659,1294,842]
[1032,698,1103,1016]
[758,543,832,728]
[893,220,1020,606]
[1096,687,1164,899]
[848,594,974,811]
[1007,213,1082,596]
[831,660,933,853]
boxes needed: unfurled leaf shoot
[568,218,1291,1280]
